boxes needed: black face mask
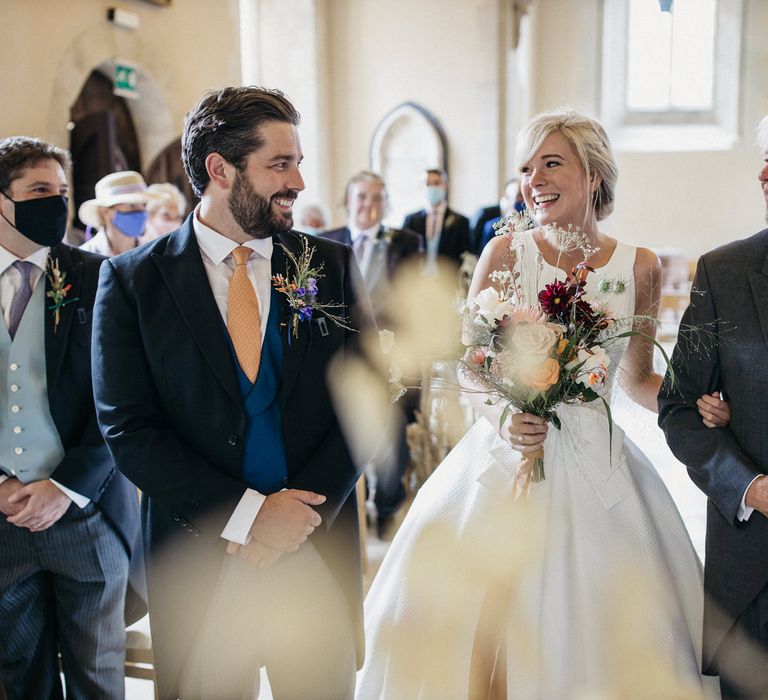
[1,193,69,247]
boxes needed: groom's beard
[228,169,296,239]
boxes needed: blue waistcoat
[227,289,287,493]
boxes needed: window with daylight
[601,0,743,151]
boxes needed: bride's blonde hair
[515,109,618,222]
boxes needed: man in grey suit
[320,171,421,538]
[0,137,144,699]
[659,114,768,699]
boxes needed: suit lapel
[273,231,311,405]
[749,255,768,350]
[45,245,83,395]
[153,222,241,403]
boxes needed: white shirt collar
[349,222,381,242]
[0,244,50,276]
[192,205,273,265]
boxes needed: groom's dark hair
[182,86,300,197]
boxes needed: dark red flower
[539,280,573,320]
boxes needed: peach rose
[525,357,560,391]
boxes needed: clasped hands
[0,478,72,531]
[504,391,732,453]
[226,489,326,569]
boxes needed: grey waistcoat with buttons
[0,280,65,482]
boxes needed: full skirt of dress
[356,404,720,700]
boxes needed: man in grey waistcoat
[0,137,144,700]
[659,115,768,699]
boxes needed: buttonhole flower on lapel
[45,256,79,333]
[272,236,355,339]
[378,226,395,246]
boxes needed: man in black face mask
[0,137,145,700]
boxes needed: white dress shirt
[0,244,88,507]
[425,201,447,243]
[738,475,762,521]
[423,202,446,276]
[191,208,274,545]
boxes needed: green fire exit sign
[114,60,139,100]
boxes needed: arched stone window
[370,103,447,227]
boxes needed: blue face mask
[426,186,446,207]
[112,210,147,238]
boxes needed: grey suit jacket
[658,228,768,673]
[319,226,422,319]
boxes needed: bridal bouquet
[461,213,644,488]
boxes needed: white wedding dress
[356,233,720,700]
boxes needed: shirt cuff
[220,489,267,545]
[737,475,763,522]
[50,479,90,508]
[0,474,7,486]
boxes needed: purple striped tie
[8,261,35,340]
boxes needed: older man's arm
[658,256,762,525]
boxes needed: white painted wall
[3,0,766,259]
[0,0,241,168]
[323,0,511,226]
[527,0,768,259]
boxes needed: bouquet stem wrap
[516,447,545,491]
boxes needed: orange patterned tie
[227,246,262,383]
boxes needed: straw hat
[78,171,160,228]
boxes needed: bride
[356,110,728,699]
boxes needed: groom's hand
[250,489,326,552]
[746,476,768,519]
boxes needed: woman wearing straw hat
[79,170,159,257]
[141,182,188,244]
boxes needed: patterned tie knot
[13,260,35,282]
[354,234,368,261]
[232,246,252,267]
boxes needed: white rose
[566,346,611,385]
[473,287,514,324]
[507,322,559,363]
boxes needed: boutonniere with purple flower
[45,256,79,333]
[272,236,354,339]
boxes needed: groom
[92,86,369,699]
[659,114,768,699]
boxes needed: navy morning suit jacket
[91,219,369,699]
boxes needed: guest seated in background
[319,171,421,538]
[141,182,188,243]
[403,167,470,272]
[298,202,328,235]
[469,176,525,254]
[79,170,158,256]
[477,176,527,252]
[468,194,501,254]
[0,136,145,700]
